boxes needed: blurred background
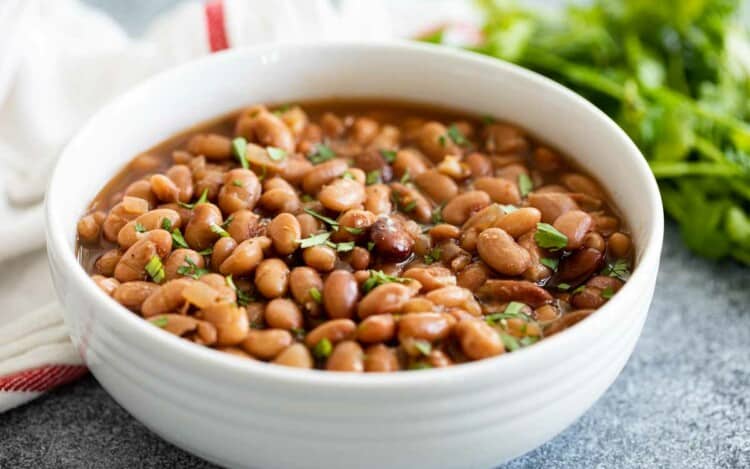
[1,1,748,468]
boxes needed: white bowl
[46,41,663,469]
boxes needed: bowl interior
[47,41,662,384]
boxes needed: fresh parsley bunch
[434,0,750,263]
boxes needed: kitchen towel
[0,0,478,411]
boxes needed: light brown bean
[323,270,359,319]
[304,319,357,347]
[264,298,303,330]
[187,133,233,160]
[455,319,505,360]
[267,213,301,255]
[494,207,542,238]
[150,174,180,203]
[102,196,149,242]
[113,281,160,312]
[442,191,491,226]
[302,245,337,272]
[474,177,521,205]
[318,178,366,212]
[326,341,364,372]
[166,165,194,203]
[364,344,400,372]
[202,302,249,346]
[289,267,324,314]
[218,169,261,214]
[477,227,531,276]
[527,192,578,223]
[77,211,106,244]
[302,158,349,194]
[273,343,314,368]
[117,208,181,248]
[95,249,122,276]
[211,237,238,271]
[141,278,194,317]
[358,283,413,318]
[553,210,593,250]
[608,232,632,258]
[414,169,458,204]
[114,230,172,282]
[184,203,223,251]
[254,258,290,298]
[241,329,293,360]
[219,237,269,276]
[364,184,392,215]
[164,249,205,281]
[425,285,482,316]
[92,275,119,296]
[356,314,396,343]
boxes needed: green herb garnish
[500,332,520,352]
[431,203,445,224]
[291,327,306,340]
[362,270,410,293]
[313,338,333,359]
[299,232,331,248]
[499,204,518,214]
[344,226,363,235]
[557,283,571,291]
[266,146,287,161]
[540,257,559,271]
[572,285,586,295]
[446,124,467,146]
[209,223,230,238]
[145,255,165,284]
[225,274,252,306]
[232,137,248,169]
[177,258,208,280]
[409,361,433,370]
[424,247,441,265]
[232,179,243,187]
[519,336,539,347]
[303,208,339,229]
[134,222,146,233]
[177,188,208,209]
[342,171,355,180]
[329,240,355,252]
[601,286,615,299]
[400,169,411,184]
[309,287,322,304]
[151,316,169,328]
[518,173,533,197]
[365,170,380,185]
[601,259,631,281]
[171,228,189,249]
[414,340,432,356]
[534,223,568,250]
[309,144,336,164]
[161,218,173,232]
[197,247,213,256]
[379,149,397,163]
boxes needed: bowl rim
[46,40,664,390]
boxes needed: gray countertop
[1,1,749,467]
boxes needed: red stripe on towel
[205,0,229,52]
[0,365,87,392]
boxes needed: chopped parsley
[176,258,208,280]
[299,232,331,248]
[365,170,380,185]
[518,173,533,197]
[534,223,568,250]
[482,114,496,124]
[431,203,445,224]
[171,228,189,249]
[134,222,146,233]
[300,194,314,202]
[485,302,530,323]
[197,247,213,256]
[366,241,375,251]
[601,286,615,299]
[414,340,432,356]
[232,137,248,169]
[499,204,518,214]
[161,218,173,232]
[209,223,231,238]
[145,255,165,284]
[572,285,586,295]
[362,270,409,293]
[329,240,355,252]
[309,144,336,164]
[402,200,417,213]
[232,179,243,187]
[557,283,571,291]
[290,327,306,340]
[601,259,631,281]
[303,208,339,229]
[446,124,467,146]
[540,257,559,271]
[342,171,355,180]
[519,336,539,347]
[309,287,322,304]
[225,274,252,306]
[151,316,169,328]
[313,338,333,359]
[500,331,520,352]
[266,146,287,161]
[424,247,441,265]
[344,226,363,235]
[222,215,234,229]
[409,362,433,370]
[400,169,411,184]
[177,187,208,209]
[379,149,397,163]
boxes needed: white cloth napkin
[0,0,479,411]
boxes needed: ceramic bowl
[46,41,663,469]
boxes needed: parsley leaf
[362,270,409,293]
[171,228,189,249]
[309,144,336,164]
[313,338,333,359]
[177,188,208,209]
[447,124,467,146]
[309,287,322,304]
[518,173,533,197]
[540,257,559,271]
[176,258,208,280]
[534,223,568,250]
[414,340,432,356]
[150,316,169,328]
[303,208,339,229]
[266,146,287,161]
[209,223,230,238]
[380,149,397,163]
[601,286,615,299]
[161,218,173,232]
[424,247,441,265]
[365,170,380,185]
[299,232,331,248]
[601,259,631,281]
[232,137,248,169]
[134,222,146,233]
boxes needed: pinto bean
[323,270,359,319]
[364,184,392,215]
[608,232,632,258]
[150,314,217,345]
[398,313,453,344]
[356,314,396,343]
[477,227,531,276]
[557,248,604,282]
[403,266,456,292]
[350,117,379,145]
[484,123,528,154]
[326,341,364,372]
[117,209,181,249]
[455,319,504,360]
[528,192,578,223]
[254,258,290,299]
[77,211,106,244]
[95,249,122,276]
[429,224,460,242]
[273,343,314,368]
[184,203,223,251]
[364,344,400,372]
[442,191,491,225]
[218,169,261,214]
[219,237,269,276]
[202,302,249,346]
[425,286,481,316]
[494,207,541,238]
[211,237,238,271]
[319,178,366,212]
[347,247,371,271]
[113,281,160,312]
[242,329,293,360]
[358,283,413,319]
[304,319,357,347]
[163,249,205,281]
[533,147,563,171]
[390,182,431,223]
[150,174,180,203]
[124,179,157,207]
[553,210,593,250]
[474,177,521,205]
[102,196,149,242]
[141,278,194,317]
[265,213,301,256]
[456,262,490,291]
[302,158,349,194]
[114,230,172,282]
[517,232,553,282]
[226,209,261,243]
[235,110,295,154]
[92,275,119,296]
[544,310,594,337]
[289,267,324,314]
[477,280,553,308]
[264,298,303,331]
[302,245,337,272]
[187,133,232,160]
[370,216,414,262]
[419,122,460,162]
[414,169,458,204]
[296,213,321,239]
[393,148,430,178]
[561,173,605,200]
[166,165,193,203]
[583,232,606,252]
[465,152,493,178]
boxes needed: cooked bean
[95,249,122,276]
[442,191,491,226]
[347,247,371,271]
[151,314,217,345]
[326,341,364,372]
[219,237,269,276]
[608,232,632,258]
[477,227,531,276]
[465,152,493,178]
[201,302,249,346]
[235,110,295,153]
[77,211,106,244]
[583,232,606,252]
[264,298,303,330]
[302,245,337,272]
[403,266,456,292]
[305,319,357,347]
[302,158,349,194]
[358,283,413,318]
[476,280,553,308]
[166,164,194,203]
[113,281,160,312]
[124,179,157,207]
[370,216,414,262]
[102,196,149,242]
[517,232,553,282]
[484,123,528,154]
[211,237,238,271]
[545,310,594,336]
[364,344,400,372]
[184,203,223,251]
[557,248,604,282]
[117,209,181,249]
[163,249,205,281]
[364,184,392,215]
[553,210,593,250]
[114,230,172,282]
[393,148,430,178]
[92,275,119,296]
[494,207,541,238]
[323,270,359,319]
[218,169,261,214]
[456,262,490,291]
[254,258,290,298]
[561,173,605,200]
[187,133,233,160]
[419,121,460,162]
[474,177,521,205]
[533,147,563,171]
[319,178,366,212]
[398,313,453,344]
[528,192,578,223]
[289,267,324,314]
[141,278,193,317]
[267,213,301,255]
[414,169,458,204]
[356,314,396,343]
[226,209,261,243]
[455,319,505,360]
[273,343,314,368]
[242,329,293,360]
[150,174,180,203]
[425,285,482,316]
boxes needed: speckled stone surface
[1,2,748,467]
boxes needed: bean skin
[219,237,270,276]
[218,169,261,214]
[414,169,458,204]
[358,283,413,319]
[264,298,303,330]
[476,280,553,308]
[187,133,233,160]
[267,213,301,255]
[370,216,414,262]
[456,319,504,360]
[553,210,593,250]
[113,281,160,312]
[477,227,531,276]
[302,245,337,272]
[442,191,491,226]
[326,341,364,372]
[211,237,238,271]
[273,343,314,368]
[304,319,357,347]
[254,258,290,299]
[184,203,223,251]
[323,270,359,319]
[242,329,293,360]
[364,344,400,372]
[289,267,324,315]
[164,249,205,281]
[356,314,395,343]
